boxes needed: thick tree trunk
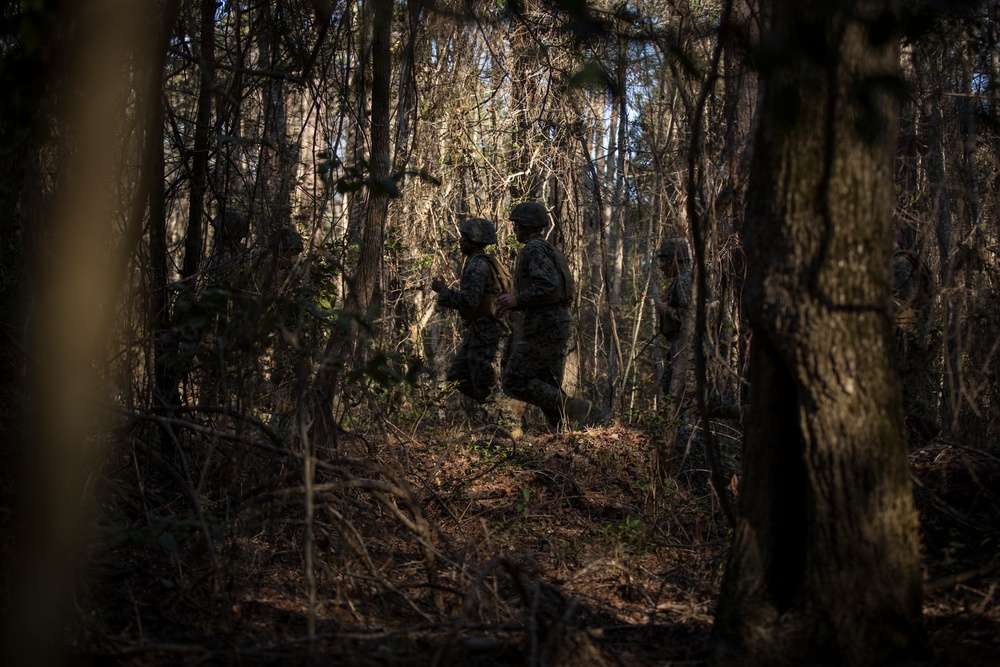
[6,2,146,662]
[713,2,925,665]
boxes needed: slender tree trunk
[612,87,630,413]
[950,50,980,439]
[306,0,393,443]
[151,0,214,437]
[182,0,216,281]
[920,47,956,437]
[246,0,304,296]
[149,0,181,415]
[348,0,392,324]
[344,1,371,252]
[718,0,759,407]
[713,1,925,664]
[602,97,621,413]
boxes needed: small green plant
[516,488,531,519]
[599,516,642,542]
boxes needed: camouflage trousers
[447,319,505,403]
[501,306,572,425]
[659,322,697,411]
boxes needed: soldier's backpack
[529,241,574,306]
[482,253,513,296]
[463,253,512,319]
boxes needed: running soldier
[432,218,510,403]
[495,201,591,430]
[655,237,694,402]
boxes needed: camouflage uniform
[892,247,939,443]
[657,240,695,402]
[437,250,507,402]
[501,236,574,426]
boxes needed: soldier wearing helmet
[432,217,510,404]
[495,201,591,430]
[655,237,694,400]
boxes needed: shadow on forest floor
[63,418,1000,666]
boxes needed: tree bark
[148,0,181,427]
[348,0,392,323]
[182,0,216,281]
[713,1,925,664]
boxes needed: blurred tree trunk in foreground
[2,2,150,664]
[713,0,925,664]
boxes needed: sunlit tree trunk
[713,1,925,664]
[348,0,391,324]
[508,3,544,201]
[717,0,759,406]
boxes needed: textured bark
[717,0,759,406]
[713,1,925,665]
[348,0,392,321]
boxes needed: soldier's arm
[514,244,559,305]
[662,274,693,324]
[437,257,489,312]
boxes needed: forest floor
[71,411,1000,666]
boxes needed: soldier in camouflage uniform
[432,218,510,403]
[655,237,694,402]
[495,201,591,429]
[892,241,939,443]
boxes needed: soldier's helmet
[657,237,691,265]
[509,201,550,229]
[459,217,497,245]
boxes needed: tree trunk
[348,0,392,324]
[182,0,216,281]
[920,47,957,438]
[713,1,925,665]
[149,0,181,419]
[718,0,759,407]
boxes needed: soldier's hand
[655,300,667,316]
[431,276,446,293]
[495,293,518,316]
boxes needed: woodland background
[1,0,999,665]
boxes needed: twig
[131,437,220,571]
[925,563,1000,593]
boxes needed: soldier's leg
[501,323,569,425]
[501,339,562,416]
[658,358,674,398]
[445,335,475,399]
[466,335,501,403]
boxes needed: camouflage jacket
[514,237,568,307]
[659,269,693,339]
[437,251,506,335]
